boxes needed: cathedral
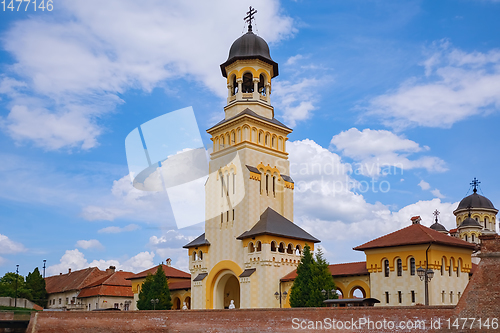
[181,11,498,309]
[183,12,319,309]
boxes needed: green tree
[137,265,172,310]
[0,272,32,300]
[289,244,337,307]
[25,268,48,308]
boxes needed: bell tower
[184,7,320,310]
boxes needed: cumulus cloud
[0,234,26,254]
[330,128,447,177]
[98,224,139,234]
[431,189,445,199]
[47,249,157,275]
[287,139,458,249]
[80,174,173,224]
[75,239,104,250]
[365,41,500,129]
[0,0,294,150]
[418,180,431,190]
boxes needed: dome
[220,31,278,78]
[456,192,497,211]
[430,222,448,233]
[459,217,482,229]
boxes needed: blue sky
[1,0,500,277]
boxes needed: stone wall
[26,234,500,332]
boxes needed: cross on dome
[244,6,257,32]
[433,209,440,223]
[470,177,481,193]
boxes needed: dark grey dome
[220,31,278,78]
[430,222,448,233]
[459,217,482,228]
[457,192,496,211]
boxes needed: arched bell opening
[242,72,254,93]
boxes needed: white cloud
[75,239,104,250]
[98,224,139,234]
[365,41,500,129]
[80,174,173,224]
[274,78,322,127]
[418,180,431,190]
[0,0,294,150]
[47,249,157,275]
[285,54,305,66]
[287,139,458,251]
[431,189,445,199]
[330,128,446,177]
[0,234,26,254]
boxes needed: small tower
[453,178,498,243]
[430,209,448,234]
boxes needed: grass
[0,305,39,313]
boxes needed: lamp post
[274,290,288,308]
[15,265,19,308]
[417,266,434,305]
[321,289,336,300]
[150,298,159,310]
[43,260,46,279]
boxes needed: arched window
[266,175,269,195]
[273,176,276,196]
[271,241,277,252]
[231,132,235,145]
[242,72,253,93]
[441,258,445,276]
[384,259,389,277]
[457,259,461,277]
[278,242,285,253]
[258,132,262,144]
[397,258,402,276]
[199,251,203,260]
[287,243,294,254]
[485,217,489,229]
[410,258,416,276]
[472,234,475,242]
[232,75,238,95]
[295,245,301,255]
[248,242,254,253]
[256,241,262,252]
[449,259,453,276]
[193,252,197,261]
[258,74,266,95]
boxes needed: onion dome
[457,192,496,211]
[430,221,448,233]
[220,31,278,78]
[459,217,482,229]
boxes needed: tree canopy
[289,244,337,307]
[0,267,48,307]
[137,265,172,310]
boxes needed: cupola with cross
[220,6,278,120]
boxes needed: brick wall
[26,234,500,333]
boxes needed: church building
[183,10,320,309]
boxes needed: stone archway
[214,271,240,309]
[172,297,181,310]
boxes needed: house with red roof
[126,261,191,310]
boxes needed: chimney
[106,266,116,273]
[68,268,71,274]
[166,258,172,267]
[411,216,421,225]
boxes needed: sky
[1,0,500,278]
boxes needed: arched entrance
[172,297,181,309]
[214,271,240,309]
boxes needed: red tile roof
[127,265,190,280]
[78,271,134,298]
[353,223,476,251]
[45,267,108,294]
[470,263,478,275]
[281,261,369,282]
[168,280,191,291]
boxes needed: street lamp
[15,265,19,308]
[274,290,288,308]
[321,289,336,300]
[150,298,159,310]
[417,266,434,306]
[43,260,46,279]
